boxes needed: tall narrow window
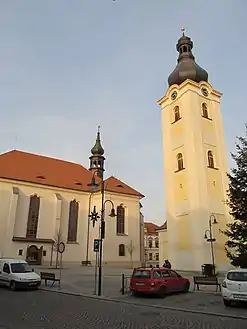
[155,238,159,248]
[26,194,40,238]
[174,106,180,122]
[119,244,125,256]
[177,153,184,171]
[207,151,215,168]
[148,238,153,248]
[202,103,208,118]
[67,199,79,242]
[116,205,125,234]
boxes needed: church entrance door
[26,245,43,265]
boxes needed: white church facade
[0,131,144,267]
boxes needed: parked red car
[130,267,190,297]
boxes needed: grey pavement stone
[0,289,246,329]
[35,265,224,297]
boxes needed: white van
[0,258,41,290]
[221,268,247,306]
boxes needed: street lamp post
[85,192,95,265]
[204,214,218,275]
[89,172,116,296]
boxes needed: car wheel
[158,286,166,298]
[10,281,16,291]
[223,299,232,307]
[132,291,139,297]
[182,282,190,293]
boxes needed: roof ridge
[0,149,86,168]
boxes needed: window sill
[174,168,185,173]
[116,233,128,236]
[12,236,53,244]
[171,118,182,124]
[207,166,219,170]
[202,116,212,121]
[67,241,79,244]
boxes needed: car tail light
[222,281,227,288]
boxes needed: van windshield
[10,263,32,273]
[227,271,247,282]
[133,270,151,278]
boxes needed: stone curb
[39,287,247,320]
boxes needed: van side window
[153,271,161,278]
[161,270,170,277]
[3,263,10,274]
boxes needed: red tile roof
[156,222,167,230]
[104,176,144,198]
[0,150,144,198]
[144,222,159,234]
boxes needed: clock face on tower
[201,87,208,97]
[171,91,177,100]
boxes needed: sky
[0,1,246,225]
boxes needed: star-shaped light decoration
[89,205,101,227]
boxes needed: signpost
[58,242,65,289]
[93,239,100,252]
[93,239,100,294]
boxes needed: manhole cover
[140,312,161,317]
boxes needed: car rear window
[132,270,151,278]
[227,271,247,282]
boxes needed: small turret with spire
[89,126,105,179]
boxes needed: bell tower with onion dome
[157,29,231,272]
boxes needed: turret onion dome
[168,29,208,87]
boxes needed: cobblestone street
[0,289,246,329]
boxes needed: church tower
[89,127,105,180]
[158,30,230,271]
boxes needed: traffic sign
[58,242,65,254]
[93,239,100,252]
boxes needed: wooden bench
[81,260,92,266]
[193,276,221,292]
[40,272,60,287]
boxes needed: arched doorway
[26,245,43,265]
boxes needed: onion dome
[91,126,104,156]
[168,29,208,87]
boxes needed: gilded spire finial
[181,27,185,36]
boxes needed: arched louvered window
[67,199,79,242]
[26,194,40,238]
[174,106,181,122]
[202,103,209,118]
[148,238,153,248]
[116,205,125,234]
[119,244,125,256]
[207,151,215,168]
[177,153,184,171]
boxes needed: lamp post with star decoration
[88,127,116,296]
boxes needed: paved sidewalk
[35,265,247,319]
[35,265,223,297]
